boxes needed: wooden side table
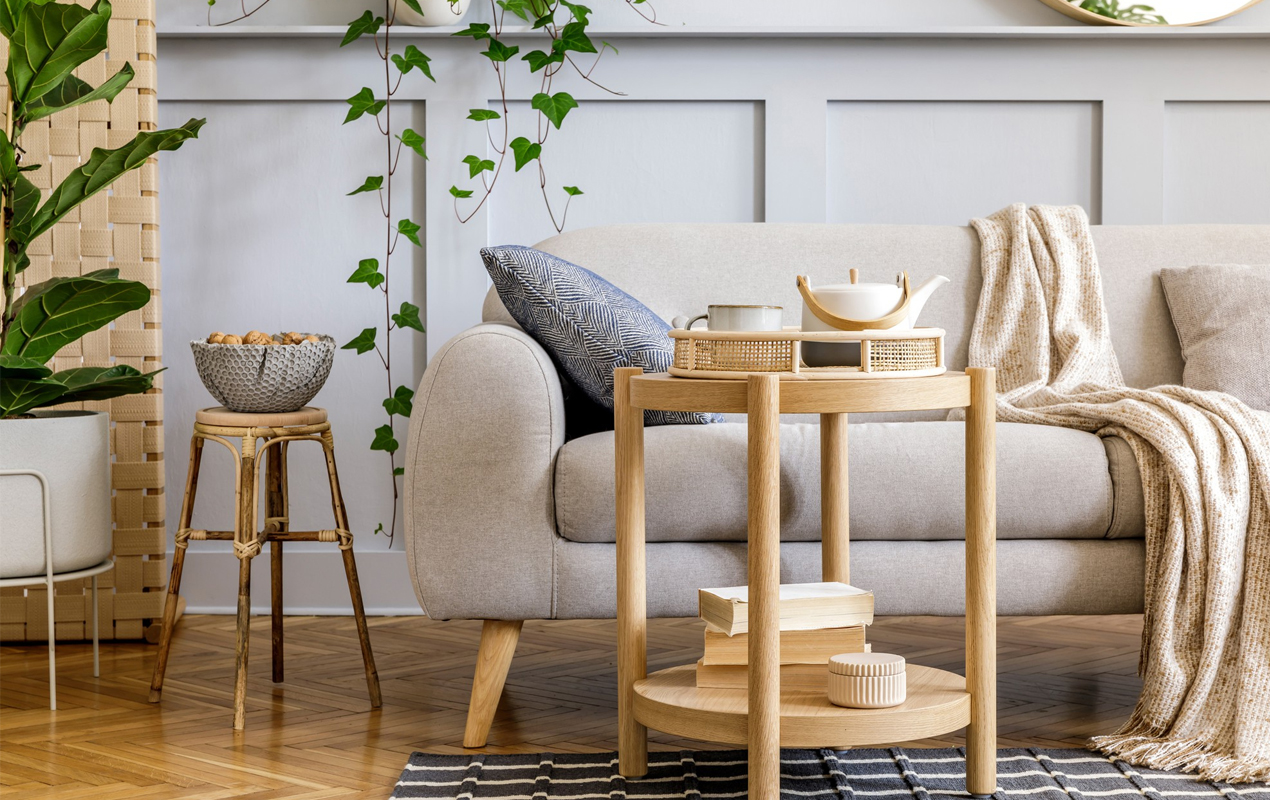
[614,368,997,800]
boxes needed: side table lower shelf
[634,664,970,748]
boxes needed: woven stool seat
[195,406,327,428]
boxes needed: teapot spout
[906,274,950,328]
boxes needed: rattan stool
[148,406,381,729]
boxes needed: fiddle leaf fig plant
[0,0,205,418]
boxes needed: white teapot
[798,269,949,333]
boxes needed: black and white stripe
[392,748,1270,799]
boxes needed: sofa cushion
[555,420,1137,544]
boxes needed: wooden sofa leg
[463,620,523,748]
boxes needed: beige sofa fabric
[1159,263,1270,410]
[555,421,1129,544]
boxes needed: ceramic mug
[675,305,783,332]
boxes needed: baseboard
[171,547,426,616]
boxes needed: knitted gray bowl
[191,334,336,413]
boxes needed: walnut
[243,330,271,345]
[283,331,305,345]
[304,335,320,344]
[207,332,225,344]
[221,334,243,345]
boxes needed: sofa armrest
[404,323,565,620]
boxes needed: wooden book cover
[701,625,868,665]
[698,582,875,636]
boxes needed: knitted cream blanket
[966,204,1270,782]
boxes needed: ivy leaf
[602,39,619,54]
[563,185,583,196]
[558,21,597,53]
[560,1,591,23]
[397,0,424,15]
[531,11,554,28]
[344,87,385,124]
[450,185,474,199]
[531,91,578,130]
[496,0,534,21]
[347,175,383,196]
[370,424,399,453]
[390,44,435,82]
[342,327,377,354]
[509,137,542,171]
[467,108,500,121]
[522,49,563,73]
[347,258,384,289]
[383,385,415,417]
[341,10,384,47]
[397,128,426,159]
[462,154,495,178]
[452,22,491,40]
[392,302,425,333]
[397,218,422,247]
[481,38,520,63]
[392,467,404,477]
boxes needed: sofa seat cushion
[555,420,1138,544]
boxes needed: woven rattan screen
[0,0,167,641]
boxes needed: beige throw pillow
[1159,263,1270,410]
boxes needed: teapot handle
[797,272,912,332]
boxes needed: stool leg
[322,431,382,708]
[150,436,204,703]
[233,435,259,731]
[266,443,286,683]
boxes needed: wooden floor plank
[0,614,1145,797]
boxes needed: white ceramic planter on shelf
[0,411,112,579]
[392,0,471,26]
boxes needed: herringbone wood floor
[1,614,1144,799]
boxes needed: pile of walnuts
[206,330,321,346]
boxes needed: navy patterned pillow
[481,246,721,426]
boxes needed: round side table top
[628,370,971,414]
[195,406,328,428]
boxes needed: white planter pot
[0,411,112,579]
[393,0,471,26]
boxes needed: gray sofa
[403,222,1270,746]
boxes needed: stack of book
[696,582,875,690]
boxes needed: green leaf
[481,38,520,63]
[467,108,500,121]
[11,119,205,251]
[0,375,67,417]
[340,9,383,46]
[397,0,424,16]
[51,364,162,404]
[390,44,435,81]
[1,269,150,362]
[462,154,495,178]
[347,175,383,196]
[560,1,591,23]
[522,49,563,73]
[347,258,384,289]
[509,137,542,171]
[344,87,385,124]
[558,21,597,53]
[10,174,40,250]
[449,185,474,199]
[531,11,554,28]
[22,64,134,123]
[496,0,534,20]
[7,0,111,111]
[0,353,52,379]
[370,424,399,453]
[451,22,491,39]
[531,91,578,129]
[392,301,424,333]
[563,185,583,196]
[341,327,377,354]
[392,467,404,477]
[397,128,426,159]
[397,219,422,247]
[0,0,53,41]
[382,384,415,417]
[601,39,618,54]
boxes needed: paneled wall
[156,15,1270,614]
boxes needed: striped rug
[391,748,1270,799]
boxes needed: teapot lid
[812,268,901,293]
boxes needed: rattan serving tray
[668,327,945,380]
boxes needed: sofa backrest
[483,223,1270,389]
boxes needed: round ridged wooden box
[828,653,906,709]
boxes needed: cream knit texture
[966,204,1270,783]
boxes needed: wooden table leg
[233,435,258,731]
[965,367,997,797]
[266,443,285,684]
[820,412,849,584]
[615,367,647,777]
[748,374,782,800]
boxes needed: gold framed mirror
[1038,0,1264,26]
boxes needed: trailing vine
[206,0,658,543]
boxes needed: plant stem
[382,0,400,545]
